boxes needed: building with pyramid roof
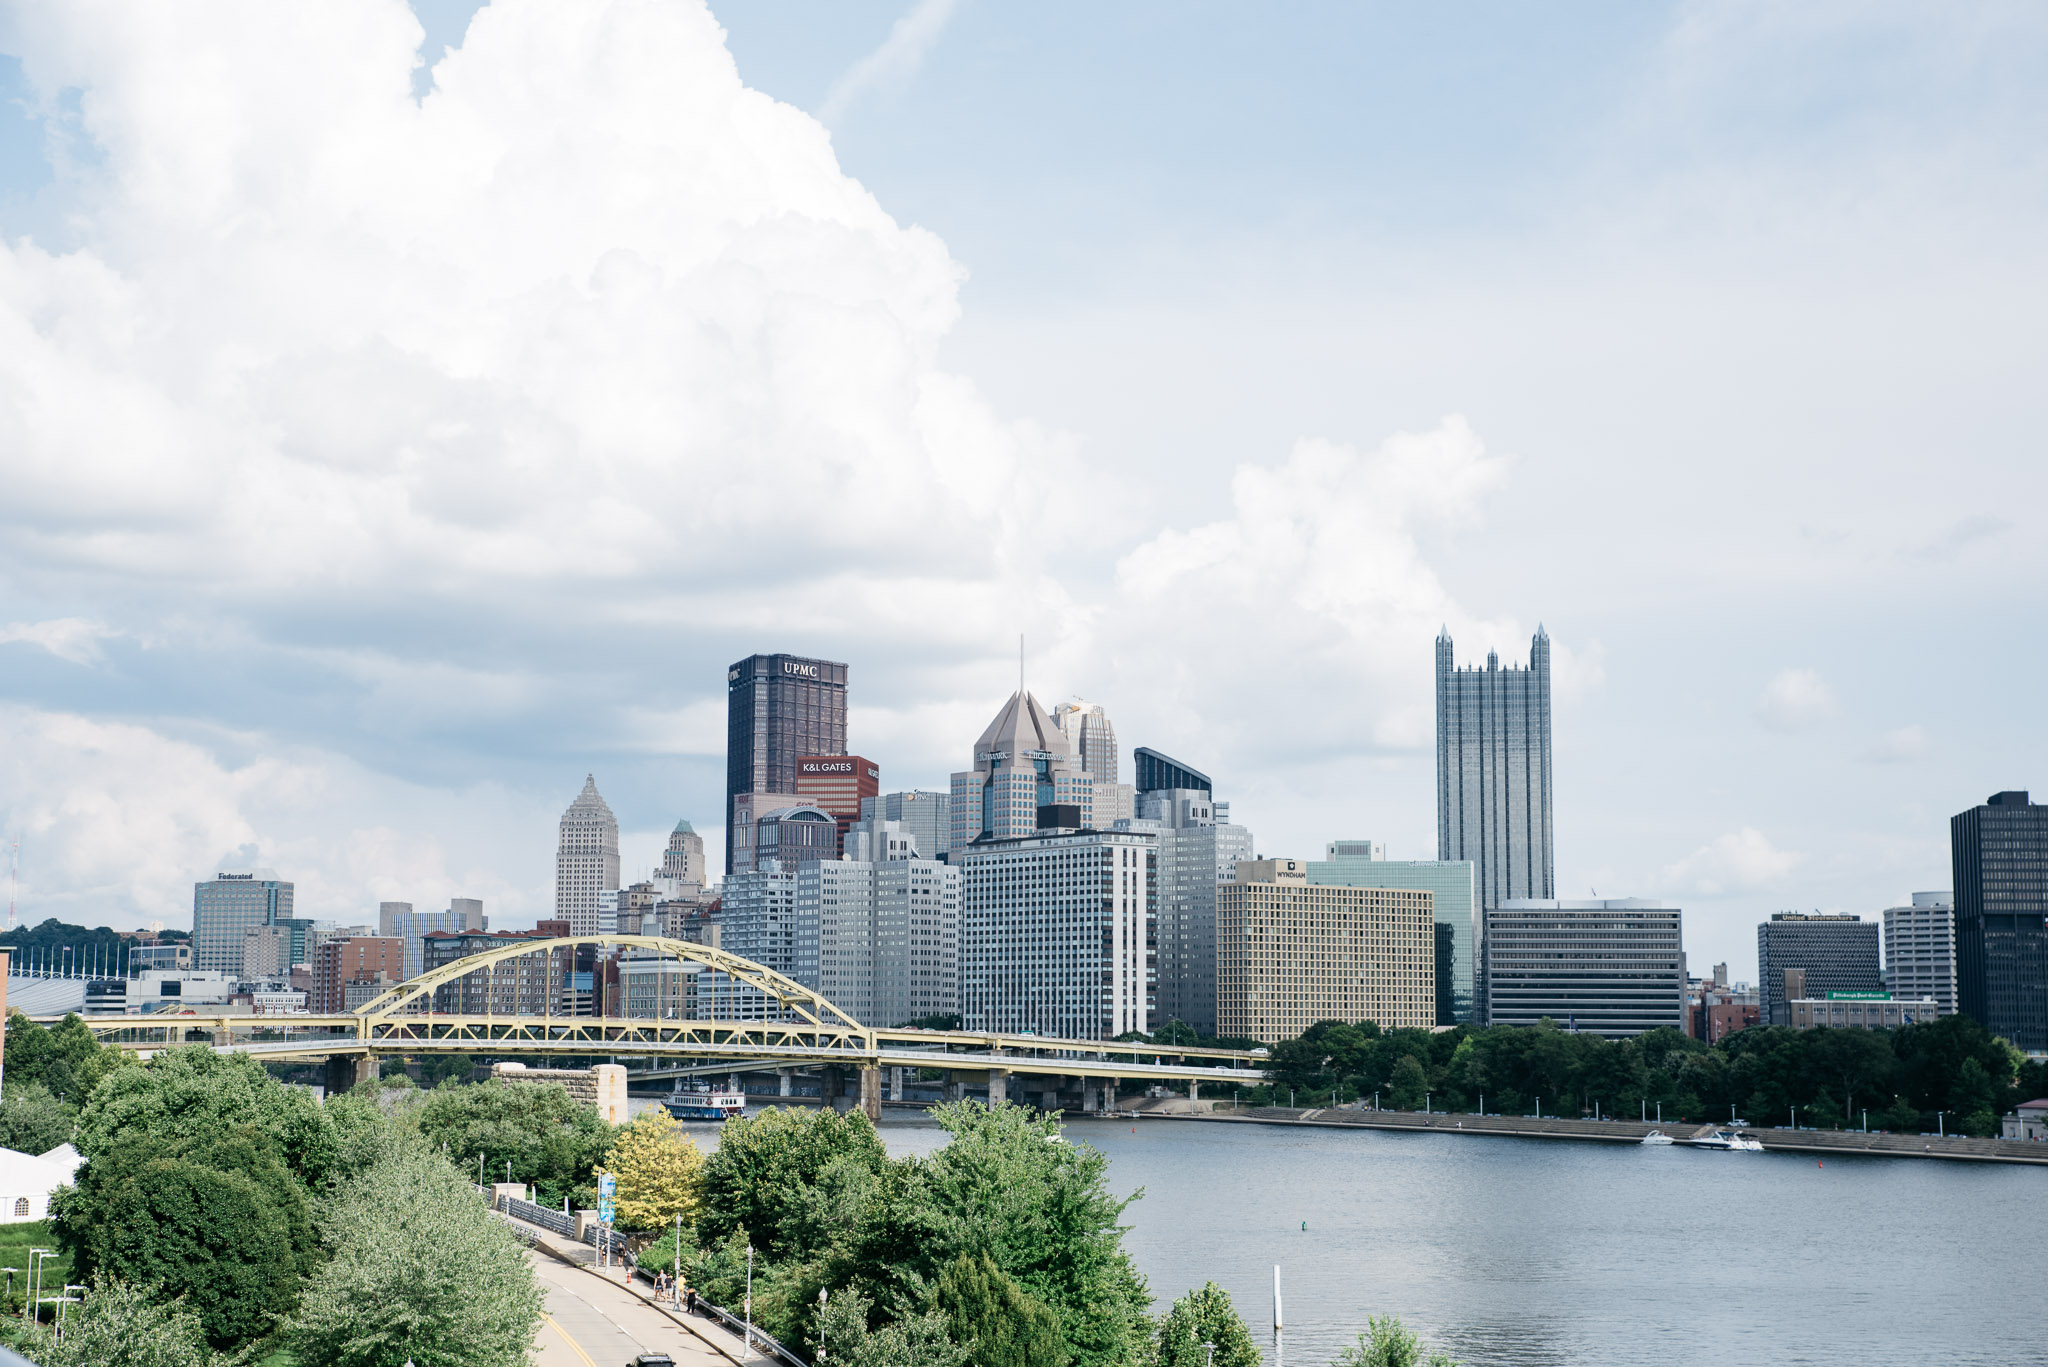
[555,775,620,936]
[662,817,705,886]
[949,690,1100,852]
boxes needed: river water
[676,1108,2047,1367]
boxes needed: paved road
[530,1251,745,1367]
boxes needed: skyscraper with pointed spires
[555,775,620,936]
[1436,627,1554,918]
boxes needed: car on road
[627,1356,675,1367]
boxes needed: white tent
[0,1146,79,1223]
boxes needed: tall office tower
[240,925,293,981]
[1436,628,1554,913]
[712,864,801,1020]
[1952,791,2048,1049]
[1217,859,1436,1044]
[1756,912,1880,1026]
[192,869,294,975]
[661,819,705,885]
[1482,899,1685,1037]
[1309,842,1478,1025]
[555,776,620,936]
[1054,699,1134,825]
[725,653,849,873]
[311,936,403,1013]
[798,853,962,1028]
[860,791,952,862]
[795,755,881,855]
[1883,892,1957,1018]
[950,691,1100,854]
[376,902,413,936]
[956,819,1156,1040]
[1133,749,1253,1036]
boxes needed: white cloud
[1754,667,1833,731]
[1659,826,1801,896]
[818,0,960,125]
[1860,723,1928,764]
[0,618,119,665]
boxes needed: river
[672,1107,2046,1366]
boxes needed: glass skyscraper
[1436,628,1554,912]
[191,869,294,975]
[725,653,849,873]
[1308,843,1477,1025]
[1951,790,2048,1050]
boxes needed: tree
[0,1080,76,1153]
[5,1011,132,1107]
[290,1147,542,1367]
[414,1077,613,1205]
[11,1277,227,1367]
[1387,1056,1429,1111]
[698,1104,886,1258]
[936,1252,1065,1367]
[53,1130,314,1348]
[1156,1281,1259,1367]
[1333,1316,1458,1367]
[816,1286,968,1367]
[75,1046,336,1186]
[602,1105,706,1230]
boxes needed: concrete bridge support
[889,1066,904,1102]
[778,1067,793,1097]
[943,1071,966,1103]
[822,1065,847,1112]
[323,1054,374,1097]
[859,1065,882,1122]
[988,1069,1009,1106]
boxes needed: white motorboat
[1689,1128,1764,1152]
[1640,1130,1675,1145]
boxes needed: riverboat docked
[1689,1129,1764,1152]
[1640,1130,1675,1145]
[663,1084,747,1121]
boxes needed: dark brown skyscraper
[1952,790,2048,1050]
[725,653,848,872]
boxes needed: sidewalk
[499,1209,761,1366]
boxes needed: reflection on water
[670,1106,2046,1367]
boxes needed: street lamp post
[744,1243,755,1363]
[1205,1343,1216,1367]
[1791,1106,1798,1131]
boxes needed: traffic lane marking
[543,1312,599,1367]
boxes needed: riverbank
[1148,1103,2048,1165]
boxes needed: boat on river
[662,1083,747,1121]
[1640,1130,1675,1145]
[1689,1128,1764,1152]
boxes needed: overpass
[48,935,1267,1119]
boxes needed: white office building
[555,775,621,935]
[799,848,961,1029]
[1883,891,1956,1017]
[957,822,1156,1040]
[1482,899,1686,1037]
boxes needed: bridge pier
[822,1066,850,1112]
[778,1067,793,1097]
[889,1066,904,1102]
[987,1069,1009,1106]
[322,1054,374,1098]
[1188,1079,1198,1102]
[859,1065,882,1122]
[943,1071,966,1103]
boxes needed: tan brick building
[1217,858,1435,1043]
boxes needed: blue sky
[0,1,2043,980]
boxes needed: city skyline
[1,3,2043,984]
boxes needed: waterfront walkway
[1163,1105,2048,1164]
[500,1209,759,1366]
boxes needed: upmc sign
[782,660,821,678]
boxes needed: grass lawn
[0,1221,71,1318]
[254,1349,299,1367]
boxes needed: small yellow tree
[601,1106,707,1230]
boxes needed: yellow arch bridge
[47,935,1267,1120]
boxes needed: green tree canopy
[698,1103,887,1258]
[12,1277,229,1367]
[290,1146,542,1367]
[5,1010,132,1107]
[414,1077,613,1205]
[1155,1281,1259,1367]
[1334,1315,1458,1367]
[74,1045,337,1185]
[53,1129,315,1348]
[935,1252,1065,1367]
[0,1079,75,1153]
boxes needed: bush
[0,1080,77,1153]
[290,1147,542,1367]
[1333,1315,1458,1367]
[698,1105,886,1258]
[12,1277,226,1367]
[935,1252,1064,1367]
[1156,1281,1259,1367]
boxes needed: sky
[0,1,2043,980]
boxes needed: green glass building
[1307,842,1476,1025]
